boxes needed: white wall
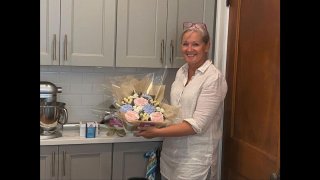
[40,66,177,124]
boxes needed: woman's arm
[135,121,196,139]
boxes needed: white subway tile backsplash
[68,106,101,123]
[113,67,138,73]
[93,66,115,73]
[83,73,106,83]
[58,72,83,83]
[40,72,59,82]
[70,84,92,94]
[71,66,96,72]
[59,95,82,106]
[103,95,114,103]
[40,66,177,123]
[55,66,72,72]
[81,95,105,106]
[40,66,51,71]
[92,84,110,95]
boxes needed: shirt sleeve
[184,73,227,134]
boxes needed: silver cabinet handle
[63,151,66,176]
[170,40,174,65]
[160,40,164,64]
[162,39,165,65]
[52,34,56,60]
[51,151,55,177]
[64,34,68,61]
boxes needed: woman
[136,22,228,180]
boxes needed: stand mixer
[40,81,68,139]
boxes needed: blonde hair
[180,25,210,44]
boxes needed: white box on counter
[80,121,86,137]
[80,121,99,138]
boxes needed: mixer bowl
[40,102,68,131]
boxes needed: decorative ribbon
[144,150,157,180]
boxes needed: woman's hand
[134,126,160,139]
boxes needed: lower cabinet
[112,142,161,180]
[40,144,112,180]
[40,141,161,180]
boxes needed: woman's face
[181,31,210,66]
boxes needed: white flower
[133,105,143,112]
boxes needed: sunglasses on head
[183,22,207,31]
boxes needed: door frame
[213,0,229,179]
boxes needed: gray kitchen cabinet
[112,141,161,180]
[40,0,116,67]
[40,144,112,180]
[40,146,59,180]
[116,0,215,68]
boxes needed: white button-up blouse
[160,60,228,180]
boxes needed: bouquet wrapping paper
[110,73,179,131]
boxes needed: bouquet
[110,73,179,131]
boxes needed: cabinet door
[40,0,60,66]
[59,144,112,180]
[60,0,116,67]
[112,141,161,180]
[40,146,59,180]
[116,0,167,67]
[166,0,216,68]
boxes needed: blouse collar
[181,59,212,74]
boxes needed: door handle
[51,151,55,177]
[270,168,280,180]
[52,34,56,61]
[64,34,68,61]
[170,40,174,65]
[63,151,66,176]
[160,39,164,64]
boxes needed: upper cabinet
[116,0,215,68]
[40,0,116,66]
[40,0,215,68]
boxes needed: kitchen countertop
[40,124,163,146]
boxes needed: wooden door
[221,0,280,179]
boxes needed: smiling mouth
[186,53,196,57]
[187,54,196,57]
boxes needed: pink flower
[134,97,149,106]
[124,110,139,122]
[150,112,164,122]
